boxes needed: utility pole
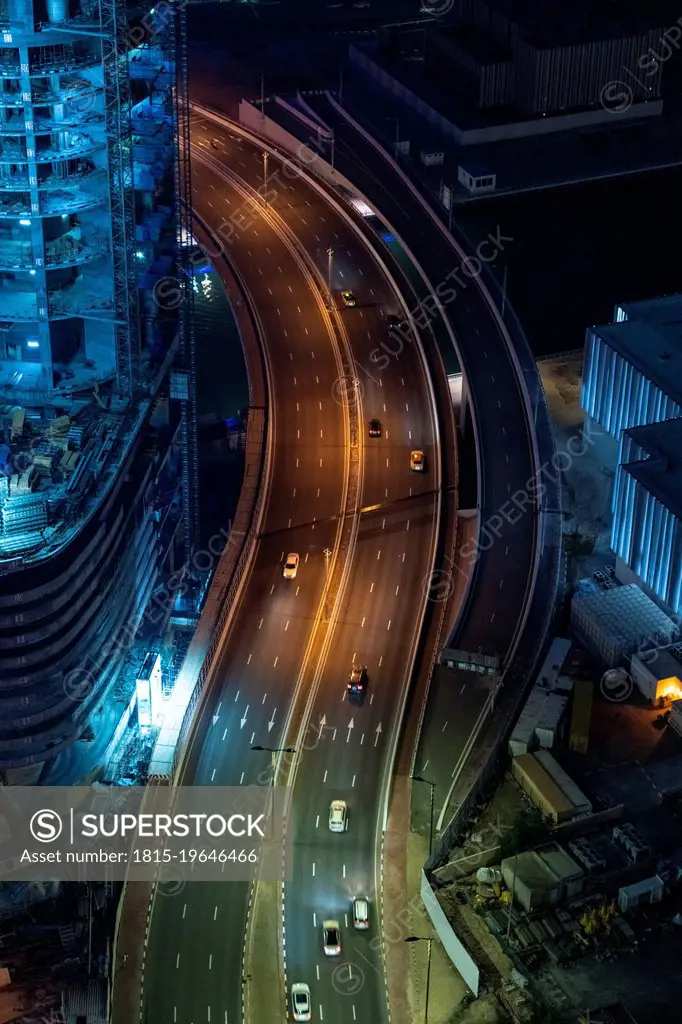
[262,151,268,206]
[323,547,332,620]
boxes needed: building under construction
[0,0,196,780]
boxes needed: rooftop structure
[0,0,196,776]
[581,294,682,440]
[501,842,584,912]
[571,583,678,666]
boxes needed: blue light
[382,234,394,242]
[27,340,39,348]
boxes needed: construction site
[427,638,682,1023]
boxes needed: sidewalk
[110,880,154,1024]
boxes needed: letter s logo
[30,809,63,843]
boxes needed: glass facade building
[612,420,682,618]
[0,0,195,779]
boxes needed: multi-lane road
[142,111,442,1024]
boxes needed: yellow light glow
[655,676,682,701]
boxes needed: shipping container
[569,678,593,754]
[535,693,569,749]
[535,638,572,690]
[511,753,576,823]
[534,750,592,816]
[571,584,678,665]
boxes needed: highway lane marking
[257,267,262,275]
[375,722,382,745]
[259,617,264,627]
[312,863,316,876]
[382,518,385,529]
[378,655,383,666]
[315,815,320,828]
[502,425,506,435]
[319,458,323,467]
[347,718,354,742]
[285,619,290,630]
[395,585,400,596]
[352,1007,356,1020]
[268,287,273,295]
[250,731,255,743]
[402,552,406,562]
[405,402,409,411]
[293,487,297,496]
[182,903,186,918]
[401,377,405,386]
[305,552,310,562]
[386,488,389,497]
[315,375,319,383]
[343,864,346,878]
[499,578,504,588]
[332,729,337,740]
[386,457,389,467]
[323,770,328,782]
[268,708,277,731]
[442,720,448,733]
[240,705,249,728]
[505,545,509,555]
[295,586,300,596]
[506,453,510,462]
[345,913,349,927]
[313,912,317,926]
[296,457,299,467]
[247,653,252,665]
[240,771,245,783]
[383,403,387,413]
[490,611,496,623]
[176,953,180,968]
[370,582,374,592]
[234,690,240,702]
[491,374,495,383]
[293,376,297,385]
[386,430,390,439]
[460,684,466,694]
[288,518,292,527]
[209,954,213,970]
[222,728,227,741]
[316,964,320,980]
[377,549,381,559]
[270,585,275,595]
[277,307,281,315]
[319,401,322,410]
[319,1005,323,1020]
[262,693,267,704]
[387,619,392,631]
[208,1008,211,1022]
[406,519,410,530]
[320,430,323,439]
[273,656,279,667]
[174,1009,177,1023]
[352,774,356,787]
[316,487,320,497]
[315,233,320,241]
[290,353,294,360]
[305,328,309,336]
[361,616,366,627]
[498,399,502,407]
[211,769,216,781]
[214,905,218,920]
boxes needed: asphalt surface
[143,111,441,1024]
[263,92,541,823]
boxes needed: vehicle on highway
[368,418,382,437]
[347,664,368,705]
[352,897,369,929]
[385,313,407,333]
[322,920,341,955]
[340,290,357,307]
[283,553,299,579]
[290,982,311,1021]
[211,139,220,149]
[410,450,426,472]
[328,799,348,832]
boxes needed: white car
[410,449,425,472]
[340,290,357,307]
[328,799,348,832]
[290,982,311,1021]
[283,553,299,579]
[352,896,369,929]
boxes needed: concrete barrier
[420,870,480,996]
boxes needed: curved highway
[142,112,442,1024]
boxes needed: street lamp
[251,745,295,838]
[404,936,432,1024]
[411,775,436,858]
[262,151,268,207]
[323,547,332,620]
[327,247,334,308]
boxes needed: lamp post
[251,744,295,839]
[411,775,435,858]
[262,151,268,207]
[323,547,332,620]
[327,246,334,308]
[404,936,432,1024]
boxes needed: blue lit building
[581,295,682,441]
[0,0,196,780]
[612,419,682,619]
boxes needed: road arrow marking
[318,714,327,740]
[212,713,219,726]
[374,722,383,747]
[346,718,354,742]
[268,709,277,732]
[240,705,249,729]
